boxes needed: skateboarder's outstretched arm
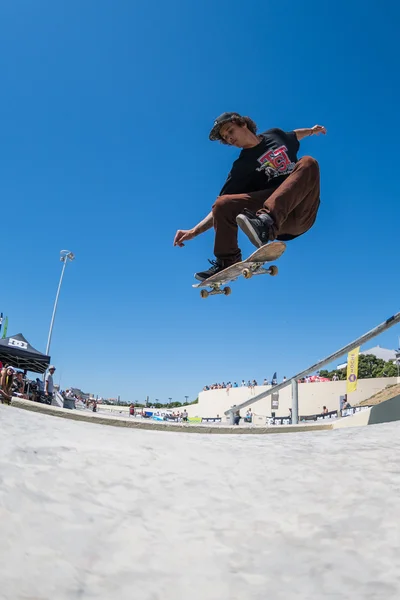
[294,124,326,140]
[174,211,213,247]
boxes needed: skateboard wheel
[242,268,252,279]
[200,289,209,299]
[269,265,278,276]
[223,286,231,296]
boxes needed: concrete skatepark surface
[1,405,400,599]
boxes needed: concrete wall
[100,405,130,414]
[90,377,400,421]
[186,377,400,419]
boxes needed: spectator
[233,409,241,426]
[241,380,246,386]
[0,365,15,404]
[342,394,351,410]
[233,382,238,388]
[12,371,28,399]
[322,406,329,414]
[182,409,188,422]
[263,378,269,385]
[44,365,56,403]
[282,376,287,383]
[35,377,45,402]
[245,408,253,423]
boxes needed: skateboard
[193,241,286,298]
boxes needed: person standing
[44,365,56,404]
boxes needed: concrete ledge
[333,408,372,429]
[333,394,400,429]
[9,398,334,435]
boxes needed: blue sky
[1,0,399,403]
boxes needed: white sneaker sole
[236,214,263,248]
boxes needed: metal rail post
[291,379,299,425]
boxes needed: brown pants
[212,156,320,261]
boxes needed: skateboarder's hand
[173,229,196,247]
[311,125,326,136]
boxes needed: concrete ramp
[334,394,400,429]
[368,394,400,425]
[2,400,400,599]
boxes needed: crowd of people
[162,409,189,422]
[0,362,87,409]
[203,374,339,391]
[0,363,57,405]
[131,404,189,422]
[203,376,283,391]
[0,365,28,404]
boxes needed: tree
[319,353,398,380]
[319,367,346,380]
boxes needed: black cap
[209,112,242,141]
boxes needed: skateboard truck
[242,264,278,279]
[200,286,232,299]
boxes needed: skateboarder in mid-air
[173,112,326,281]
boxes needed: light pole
[185,395,189,404]
[46,250,75,356]
[396,340,400,377]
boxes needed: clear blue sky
[1,0,399,403]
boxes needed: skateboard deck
[193,241,286,298]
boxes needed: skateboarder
[173,112,326,281]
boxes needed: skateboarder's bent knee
[212,195,235,216]
[297,155,320,177]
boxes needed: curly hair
[218,116,258,144]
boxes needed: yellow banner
[346,346,360,393]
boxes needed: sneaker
[194,255,241,281]
[236,208,275,248]
[194,259,225,282]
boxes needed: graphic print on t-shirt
[256,145,296,182]
[218,129,299,196]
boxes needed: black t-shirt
[219,128,300,196]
